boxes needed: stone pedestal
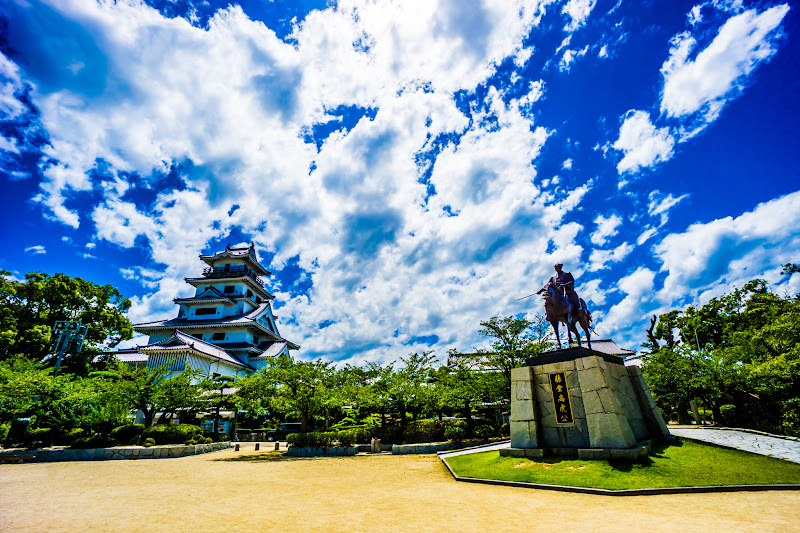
[502,347,669,458]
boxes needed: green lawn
[444,439,800,490]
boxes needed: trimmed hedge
[27,427,54,448]
[110,424,144,445]
[70,433,113,449]
[142,424,202,445]
[287,431,337,448]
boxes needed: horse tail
[580,298,592,323]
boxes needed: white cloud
[598,45,608,58]
[648,190,688,226]
[559,45,589,72]
[2,0,600,363]
[587,242,633,272]
[660,5,789,122]
[562,0,597,32]
[598,266,655,334]
[25,245,46,255]
[561,158,573,170]
[85,242,96,249]
[653,190,800,303]
[612,110,675,174]
[590,213,622,246]
[636,227,658,246]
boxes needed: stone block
[525,448,544,459]
[511,366,532,383]
[549,361,576,373]
[510,399,535,421]
[586,413,636,449]
[515,380,533,401]
[597,387,622,414]
[508,448,526,458]
[609,445,649,460]
[582,389,604,415]
[561,426,588,447]
[578,366,607,393]
[570,393,586,419]
[510,420,535,448]
[541,427,562,447]
[580,355,602,369]
[140,448,152,456]
[577,448,594,460]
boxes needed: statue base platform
[508,347,669,455]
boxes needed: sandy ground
[2,444,800,533]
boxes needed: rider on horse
[549,263,582,318]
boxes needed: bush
[26,427,54,448]
[70,434,112,449]
[110,424,144,445]
[499,423,510,437]
[719,404,736,426]
[143,438,156,447]
[287,431,337,448]
[0,422,10,444]
[142,424,202,445]
[444,426,465,442]
[403,420,447,444]
[54,428,87,446]
[780,398,800,437]
[185,439,197,445]
[337,429,356,447]
[474,425,494,440]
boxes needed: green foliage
[444,425,465,442]
[287,431,337,448]
[110,424,144,445]
[142,438,155,447]
[474,424,495,439]
[401,419,463,443]
[26,427,54,448]
[70,433,112,449]
[336,429,356,447]
[142,424,202,445]
[499,423,510,437]
[0,270,133,369]
[643,274,800,435]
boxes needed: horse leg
[551,321,561,349]
[582,317,591,350]
[571,319,582,347]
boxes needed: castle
[113,242,299,379]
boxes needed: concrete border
[438,450,800,496]
[0,441,231,462]
[679,426,800,442]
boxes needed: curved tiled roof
[140,330,253,370]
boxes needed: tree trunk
[677,400,692,425]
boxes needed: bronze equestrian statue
[536,263,592,350]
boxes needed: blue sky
[1,0,798,365]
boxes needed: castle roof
[139,330,253,370]
[199,243,270,276]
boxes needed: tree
[0,271,133,371]
[260,356,334,432]
[643,274,800,434]
[386,351,436,429]
[93,359,196,428]
[448,315,553,408]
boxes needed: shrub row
[142,424,202,445]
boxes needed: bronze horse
[537,280,592,350]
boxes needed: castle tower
[124,242,300,379]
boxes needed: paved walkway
[669,427,800,464]
[439,440,510,458]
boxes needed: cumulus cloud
[587,242,633,272]
[1,0,595,363]
[559,45,589,72]
[661,5,789,123]
[590,213,622,246]
[598,266,655,335]
[612,110,675,174]
[653,190,800,303]
[562,0,598,32]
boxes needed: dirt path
[2,446,800,532]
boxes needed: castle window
[246,290,253,298]
[212,332,225,341]
[223,286,235,293]
[196,307,216,315]
[191,333,203,340]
